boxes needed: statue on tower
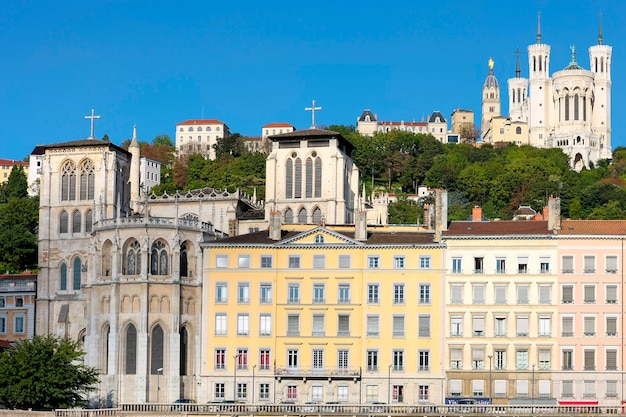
[488,57,495,71]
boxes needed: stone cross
[85,108,101,139]
[305,100,322,129]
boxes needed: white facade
[139,157,161,192]
[175,119,230,160]
[356,110,451,143]
[261,122,295,139]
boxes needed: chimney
[548,196,561,230]
[434,189,448,240]
[228,219,239,237]
[269,210,282,240]
[472,206,482,221]
[355,210,368,241]
[542,205,549,220]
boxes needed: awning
[558,401,599,406]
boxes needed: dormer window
[315,234,325,243]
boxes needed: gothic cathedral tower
[527,13,552,148]
[507,49,529,122]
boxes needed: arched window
[72,211,81,233]
[574,94,580,120]
[298,208,307,224]
[284,208,293,224]
[103,325,110,374]
[85,210,93,233]
[285,159,293,198]
[516,127,522,134]
[583,96,587,121]
[127,240,141,275]
[180,326,189,376]
[60,211,69,234]
[61,161,77,201]
[60,263,67,290]
[207,126,212,131]
[126,324,137,374]
[312,207,322,224]
[564,95,570,121]
[315,234,324,243]
[151,325,164,374]
[305,158,313,198]
[79,159,95,200]
[151,241,168,275]
[180,243,188,277]
[294,158,302,198]
[197,127,203,131]
[314,157,322,198]
[73,258,82,290]
[188,127,194,132]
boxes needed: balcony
[273,366,361,382]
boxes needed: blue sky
[1,0,623,160]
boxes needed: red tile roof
[443,220,552,236]
[176,119,225,126]
[559,220,626,235]
[0,159,28,166]
[263,122,294,128]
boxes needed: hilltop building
[175,119,230,159]
[481,15,612,170]
[0,272,37,343]
[356,110,457,143]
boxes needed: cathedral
[481,15,612,170]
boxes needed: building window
[14,315,24,333]
[606,255,618,273]
[260,255,272,268]
[393,350,404,371]
[516,316,529,337]
[495,350,506,370]
[60,211,69,234]
[496,257,506,274]
[236,349,248,370]
[394,256,405,269]
[287,349,298,369]
[472,380,485,397]
[474,257,484,274]
[368,284,379,304]
[539,317,551,337]
[313,255,325,269]
[73,258,82,290]
[452,258,462,274]
[0,315,4,333]
[260,349,271,370]
[584,349,595,371]
[495,316,507,337]
[312,349,324,370]
[451,284,463,304]
[215,283,227,303]
[583,285,596,303]
[562,350,573,370]
[393,315,405,337]
[60,263,67,290]
[606,285,618,304]
[238,283,250,303]
[495,285,507,304]
[215,383,225,400]
[583,316,596,336]
[539,285,551,304]
[338,284,350,304]
[583,255,596,273]
[72,210,81,233]
[606,349,617,371]
[260,284,272,303]
[337,349,349,369]
[606,316,617,336]
[288,283,300,304]
[337,314,350,336]
[517,285,529,304]
[237,314,249,336]
[419,256,431,269]
[313,283,325,304]
[472,348,485,370]
[562,285,573,304]
[450,349,462,370]
[237,383,247,400]
[473,284,485,304]
[288,255,300,269]
[287,314,300,336]
[419,284,430,304]
[562,255,574,273]
[419,350,430,371]
[418,315,430,337]
[368,256,380,268]
[238,255,250,268]
[472,316,485,336]
[540,257,550,274]
[393,284,405,304]
[338,255,351,268]
[516,350,528,370]
[215,313,227,335]
[150,241,168,275]
[451,316,463,337]
[561,316,573,337]
[367,350,378,371]
[517,256,528,274]
[365,314,379,337]
[216,255,229,268]
[260,314,271,336]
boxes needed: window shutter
[607,350,617,370]
[517,317,529,335]
[562,286,573,303]
[472,348,484,361]
[473,316,484,333]
[517,286,529,303]
[367,315,379,336]
[451,285,463,303]
[584,285,595,302]
[393,315,404,336]
[584,317,595,335]
[473,285,484,302]
[606,256,618,272]
[607,285,618,303]
[584,350,595,370]
[584,256,595,272]
[494,380,506,395]
[562,317,573,335]
[607,317,617,335]
[418,315,430,337]
[495,285,507,303]
[539,286,551,303]
[562,256,574,272]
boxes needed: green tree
[213,133,246,159]
[0,166,28,202]
[0,335,99,410]
[388,197,422,224]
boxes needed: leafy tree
[388,197,422,224]
[213,133,246,159]
[0,166,38,273]
[0,335,99,410]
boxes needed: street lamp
[234,354,241,402]
[157,368,163,403]
[387,365,392,405]
[488,355,493,403]
[252,364,257,404]
[530,363,535,410]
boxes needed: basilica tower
[481,57,501,139]
[507,49,529,122]
[589,13,612,160]
[527,13,552,147]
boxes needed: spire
[130,125,139,146]
[515,48,521,78]
[598,11,603,45]
[536,11,542,44]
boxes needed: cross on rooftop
[85,108,101,139]
[305,100,322,129]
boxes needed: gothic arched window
[61,161,77,201]
[125,324,137,374]
[151,241,168,275]
[60,211,69,234]
[180,326,189,376]
[180,242,188,277]
[72,210,81,234]
[79,159,95,200]
[103,325,110,374]
[151,325,164,374]
[60,263,67,290]
[285,159,293,198]
[314,157,322,198]
[284,208,293,224]
[305,158,313,198]
[312,207,322,224]
[294,158,302,198]
[298,208,307,224]
[564,95,570,121]
[73,257,82,290]
[574,94,580,120]
[127,240,141,275]
[85,210,93,233]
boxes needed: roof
[262,122,294,128]
[378,121,427,127]
[43,139,130,156]
[30,145,46,156]
[176,119,226,126]
[205,228,438,246]
[0,272,37,280]
[268,128,356,154]
[484,73,499,89]
[0,159,28,166]
[559,220,626,235]
[443,220,552,237]
[429,111,446,123]
[358,109,377,122]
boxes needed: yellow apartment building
[201,218,446,405]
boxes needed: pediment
[278,226,363,246]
